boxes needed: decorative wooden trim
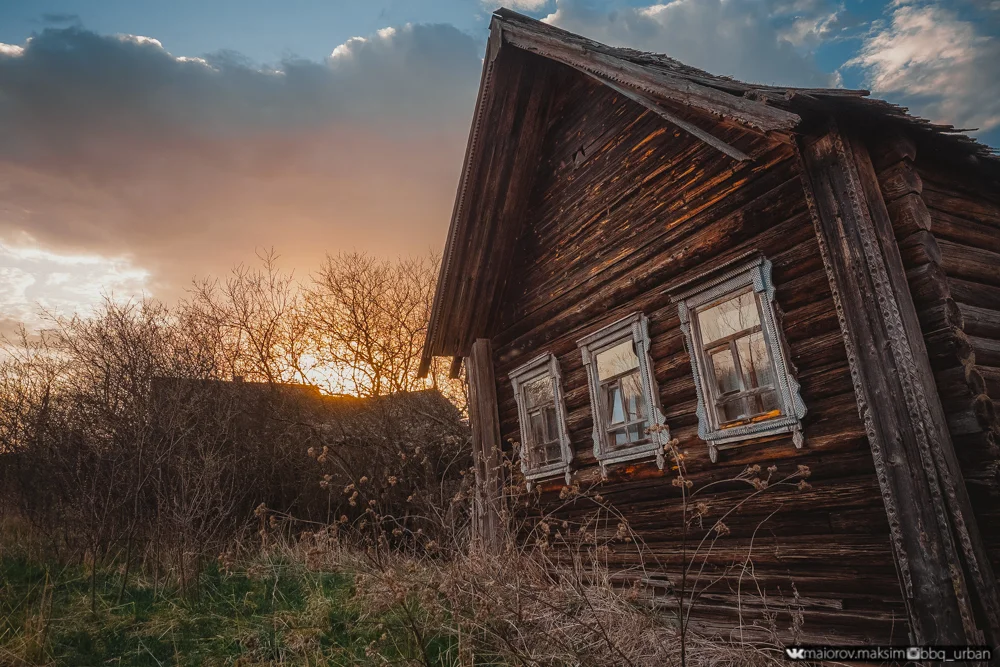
[672,255,806,462]
[577,313,669,478]
[509,352,573,488]
[864,133,1000,647]
[465,338,504,550]
[796,121,1000,646]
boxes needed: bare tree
[184,248,309,385]
[304,252,431,396]
[0,249,470,594]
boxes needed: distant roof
[418,7,999,376]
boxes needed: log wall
[487,73,908,643]
[875,135,1000,570]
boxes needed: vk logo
[785,648,806,659]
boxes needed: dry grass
[2,512,805,667]
[292,528,793,667]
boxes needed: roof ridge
[491,6,999,165]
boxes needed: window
[509,352,573,486]
[672,255,806,462]
[578,313,669,476]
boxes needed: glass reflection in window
[697,289,781,426]
[595,340,647,449]
[523,375,562,467]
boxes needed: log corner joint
[796,118,1000,649]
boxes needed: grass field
[0,553,455,666]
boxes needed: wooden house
[418,8,1000,648]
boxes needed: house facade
[419,9,1000,648]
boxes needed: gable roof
[492,8,999,163]
[417,7,1000,377]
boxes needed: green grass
[0,553,456,666]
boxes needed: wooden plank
[797,122,1000,646]
[579,70,751,162]
[496,15,801,134]
[445,47,534,355]
[465,338,504,550]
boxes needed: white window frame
[509,352,573,487]
[577,312,669,477]
[672,255,806,462]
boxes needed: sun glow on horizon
[297,352,362,396]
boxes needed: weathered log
[939,239,1000,289]
[869,131,917,172]
[921,185,1000,230]
[898,229,943,267]
[887,192,932,239]
[929,207,1000,254]
[959,302,1000,339]
[905,261,952,307]
[916,298,964,334]
[949,277,1000,311]
[877,159,923,201]
[970,335,1000,368]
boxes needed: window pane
[736,331,774,390]
[759,389,781,415]
[596,340,639,381]
[543,442,562,465]
[529,411,546,447]
[621,371,646,421]
[627,422,645,442]
[710,348,741,396]
[605,383,625,425]
[543,405,559,442]
[698,291,760,345]
[718,397,749,423]
[524,376,554,409]
[609,427,629,448]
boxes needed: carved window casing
[509,352,573,487]
[673,256,806,462]
[577,313,670,477]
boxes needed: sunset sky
[1,0,998,336]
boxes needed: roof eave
[418,20,504,378]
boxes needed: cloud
[0,23,483,311]
[543,0,841,87]
[847,1,1000,135]
[0,238,149,333]
[767,0,861,48]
